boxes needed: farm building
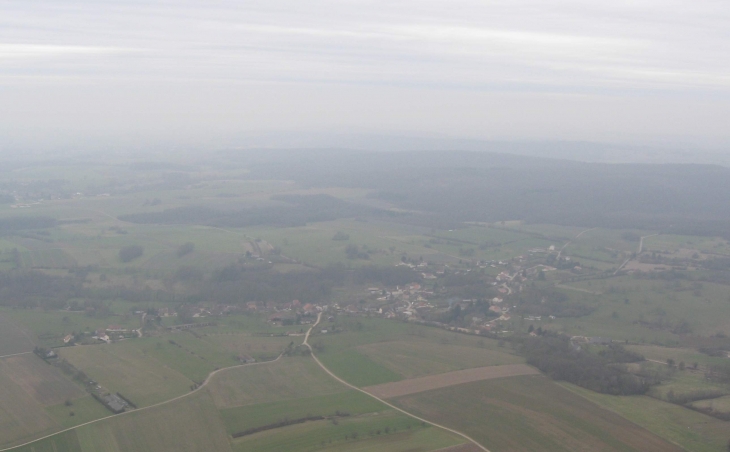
[238,354,256,364]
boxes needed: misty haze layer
[1,0,729,152]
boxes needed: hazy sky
[1,0,729,151]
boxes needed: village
[49,251,563,349]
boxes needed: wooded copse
[520,335,653,395]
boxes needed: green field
[219,390,387,434]
[203,333,294,362]
[5,430,82,452]
[4,157,730,452]
[690,395,730,414]
[564,383,730,452]
[358,339,524,379]
[643,234,730,256]
[542,275,730,343]
[46,395,114,429]
[19,249,78,268]
[393,375,683,452]
[118,334,244,383]
[625,344,730,369]
[317,350,402,387]
[646,369,730,403]
[208,357,346,408]
[313,318,525,386]
[229,410,462,452]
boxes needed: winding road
[4,314,490,452]
[0,351,284,451]
[557,227,595,260]
[303,312,490,452]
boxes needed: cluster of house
[267,299,327,325]
[181,304,243,318]
[571,336,613,345]
[89,325,138,343]
[370,283,434,305]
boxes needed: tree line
[519,334,654,395]
[0,261,423,311]
[118,194,390,228]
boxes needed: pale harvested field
[0,370,57,447]
[0,354,84,406]
[0,313,34,356]
[75,391,232,452]
[364,364,539,399]
[60,344,193,407]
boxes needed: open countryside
[0,152,728,452]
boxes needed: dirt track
[364,364,539,399]
[435,444,484,452]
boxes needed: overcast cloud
[1,0,728,152]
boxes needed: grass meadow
[627,344,729,368]
[690,395,730,415]
[4,430,82,452]
[564,383,730,452]
[219,390,387,434]
[358,339,524,379]
[207,357,346,408]
[229,410,461,452]
[46,395,112,429]
[313,317,524,386]
[542,275,730,343]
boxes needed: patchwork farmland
[1,153,730,452]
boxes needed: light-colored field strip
[0,352,31,359]
[434,444,484,452]
[0,352,284,451]
[363,364,540,399]
[4,315,491,452]
[303,313,491,452]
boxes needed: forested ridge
[225,150,730,236]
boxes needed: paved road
[638,234,659,254]
[615,233,660,275]
[557,228,595,260]
[304,312,491,452]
